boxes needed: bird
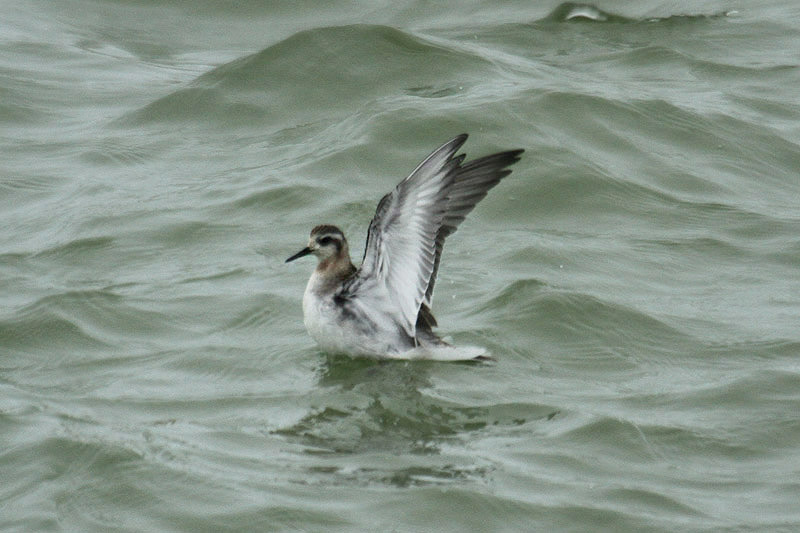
[286,134,523,360]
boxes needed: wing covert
[355,134,469,338]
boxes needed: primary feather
[347,134,523,339]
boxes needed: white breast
[302,272,345,353]
[301,271,406,357]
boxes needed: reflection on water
[273,353,557,487]
[278,355,486,454]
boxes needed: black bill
[285,247,312,263]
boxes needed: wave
[1,289,183,356]
[119,24,492,127]
[538,3,735,24]
[481,280,689,348]
[1,296,112,356]
[539,2,636,24]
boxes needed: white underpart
[292,134,522,361]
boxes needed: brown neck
[316,253,356,282]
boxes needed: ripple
[230,184,322,213]
[216,294,290,332]
[32,236,115,262]
[276,356,560,459]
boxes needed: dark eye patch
[318,236,333,245]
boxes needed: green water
[2,2,800,531]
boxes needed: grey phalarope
[286,134,523,360]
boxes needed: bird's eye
[318,236,333,245]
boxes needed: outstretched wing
[423,148,524,307]
[345,134,524,340]
[352,134,469,339]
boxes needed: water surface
[2,2,800,531]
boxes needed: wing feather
[355,134,468,338]
[346,135,523,339]
[423,148,524,306]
